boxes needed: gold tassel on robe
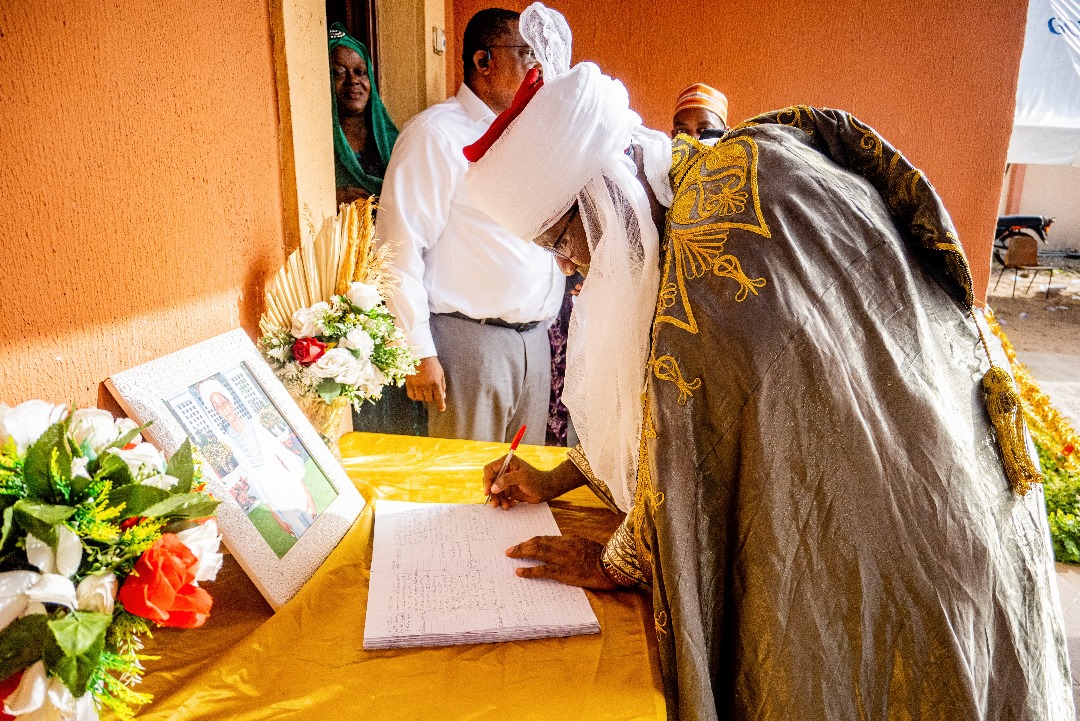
[969,305,1044,499]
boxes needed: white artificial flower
[27,528,82,578]
[109,442,165,478]
[0,572,76,633]
[340,328,375,361]
[70,456,90,480]
[290,302,331,339]
[0,401,68,454]
[140,473,179,491]
[68,408,117,454]
[337,358,375,388]
[75,571,117,615]
[358,365,387,398]
[3,661,99,721]
[309,348,364,385]
[111,417,142,446]
[0,530,82,632]
[0,571,40,632]
[176,520,224,583]
[346,281,381,312]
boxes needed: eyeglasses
[538,206,579,262]
[485,44,537,62]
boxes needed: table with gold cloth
[128,433,665,720]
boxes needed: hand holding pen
[484,424,527,508]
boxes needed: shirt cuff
[406,321,437,359]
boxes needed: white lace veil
[466,3,670,511]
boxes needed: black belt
[440,312,541,333]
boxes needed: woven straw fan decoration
[260,198,394,336]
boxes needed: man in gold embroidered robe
[463,7,1073,719]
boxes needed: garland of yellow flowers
[986,309,1080,562]
[985,310,1079,464]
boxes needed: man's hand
[406,356,446,411]
[506,535,618,590]
[484,457,585,509]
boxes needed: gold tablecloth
[131,433,665,720]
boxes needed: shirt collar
[457,84,497,124]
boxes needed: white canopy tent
[1009,0,1080,165]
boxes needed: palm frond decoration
[260,198,395,336]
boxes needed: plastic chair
[992,234,1055,298]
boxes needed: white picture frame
[106,328,365,610]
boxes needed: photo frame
[106,328,365,610]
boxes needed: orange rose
[117,534,212,629]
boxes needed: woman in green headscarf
[329,23,398,203]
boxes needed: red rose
[292,337,328,366]
[117,534,212,629]
[1064,444,1075,457]
[120,516,144,531]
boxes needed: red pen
[485,424,527,506]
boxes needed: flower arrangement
[260,281,416,409]
[259,198,417,437]
[0,401,221,721]
[987,311,1080,561]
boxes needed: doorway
[325,0,379,74]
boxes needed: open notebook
[363,500,600,649]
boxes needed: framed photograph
[106,328,365,609]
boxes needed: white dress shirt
[376,84,564,358]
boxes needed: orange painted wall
[450,1,1027,301]
[0,2,286,408]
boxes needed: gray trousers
[428,313,551,445]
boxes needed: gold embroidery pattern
[568,444,620,513]
[632,390,659,586]
[652,355,701,405]
[601,522,649,588]
[654,609,669,640]
[630,135,772,582]
[657,135,769,339]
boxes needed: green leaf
[94,451,134,488]
[317,378,342,404]
[12,500,76,545]
[107,483,172,519]
[44,611,111,697]
[96,423,150,456]
[140,492,219,521]
[165,440,195,494]
[0,614,50,681]
[0,506,14,551]
[23,420,70,499]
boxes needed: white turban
[466,62,638,240]
[465,2,671,512]
[198,380,232,414]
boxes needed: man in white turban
[471,4,1073,719]
[199,380,317,540]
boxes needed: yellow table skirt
[130,433,665,720]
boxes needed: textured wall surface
[0,2,286,408]
[450,0,1028,300]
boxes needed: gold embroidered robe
[574,108,1073,720]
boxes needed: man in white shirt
[376,8,563,444]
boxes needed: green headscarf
[329,23,398,196]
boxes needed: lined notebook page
[363,501,600,649]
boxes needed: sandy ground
[987,265,1080,355]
